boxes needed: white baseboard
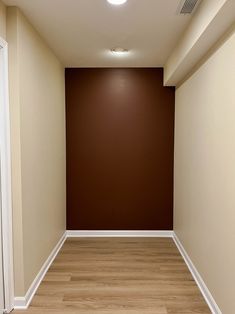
[66,230,174,237]
[13,230,221,314]
[173,232,222,314]
[14,231,67,309]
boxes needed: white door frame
[0,36,14,313]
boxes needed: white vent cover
[178,0,200,14]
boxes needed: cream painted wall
[0,0,6,39]
[174,28,235,314]
[7,7,25,296]
[7,7,66,296]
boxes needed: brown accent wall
[65,68,175,230]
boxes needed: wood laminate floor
[14,238,211,314]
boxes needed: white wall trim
[14,231,66,309]
[14,230,172,310]
[0,37,15,313]
[13,230,221,313]
[66,230,174,238]
[173,232,222,314]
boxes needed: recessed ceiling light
[107,0,127,5]
[111,48,129,56]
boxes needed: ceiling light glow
[111,48,129,56]
[107,0,127,5]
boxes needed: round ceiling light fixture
[107,0,127,5]
[111,47,129,56]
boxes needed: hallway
[0,0,235,313]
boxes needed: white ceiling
[3,0,192,67]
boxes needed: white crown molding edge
[173,232,222,314]
[14,231,67,309]
[66,230,174,237]
[0,37,15,313]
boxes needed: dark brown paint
[66,68,175,230]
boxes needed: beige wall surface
[0,0,6,39]
[174,29,235,314]
[7,7,66,295]
[7,7,25,296]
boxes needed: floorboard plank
[13,238,211,314]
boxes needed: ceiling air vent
[178,0,200,14]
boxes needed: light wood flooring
[14,238,211,314]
